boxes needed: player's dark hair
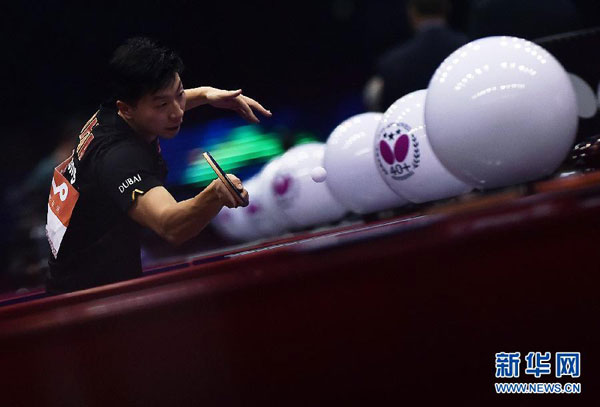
[408,0,450,16]
[108,37,184,105]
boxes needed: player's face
[130,73,187,140]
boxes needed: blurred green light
[181,125,322,187]
[182,125,287,186]
[294,131,319,145]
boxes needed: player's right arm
[97,143,248,246]
[128,175,247,246]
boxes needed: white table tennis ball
[374,90,472,203]
[270,143,347,229]
[425,36,578,189]
[311,166,327,183]
[324,112,409,214]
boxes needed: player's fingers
[221,187,239,208]
[243,96,272,117]
[226,174,243,190]
[239,189,249,207]
[214,177,238,208]
[238,101,259,123]
[224,89,243,98]
[235,108,249,122]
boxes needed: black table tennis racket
[203,151,249,207]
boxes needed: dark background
[4,0,425,181]
[3,0,600,182]
[0,0,469,185]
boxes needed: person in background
[468,0,581,41]
[364,0,467,112]
[3,117,83,291]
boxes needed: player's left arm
[184,87,272,123]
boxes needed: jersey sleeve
[96,142,164,213]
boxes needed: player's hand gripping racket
[203,151,249,207]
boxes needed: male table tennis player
[45,37,271,294]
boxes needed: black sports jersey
[46,104,167,293]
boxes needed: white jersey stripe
[46,203,67,258]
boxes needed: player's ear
[116,100,135,120]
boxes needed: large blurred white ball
[271,143,347,228]
[375,90,472,203]
[254,156,293,236]
[425,36,578,189]
[213,175,284,242]
[212,203,258,243]
[324,112,408,214]
[242,167,290,239]
[234,176,272,241]
[212,206,237,241]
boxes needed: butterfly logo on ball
[376,122,420,181]
[272,173,298,209]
